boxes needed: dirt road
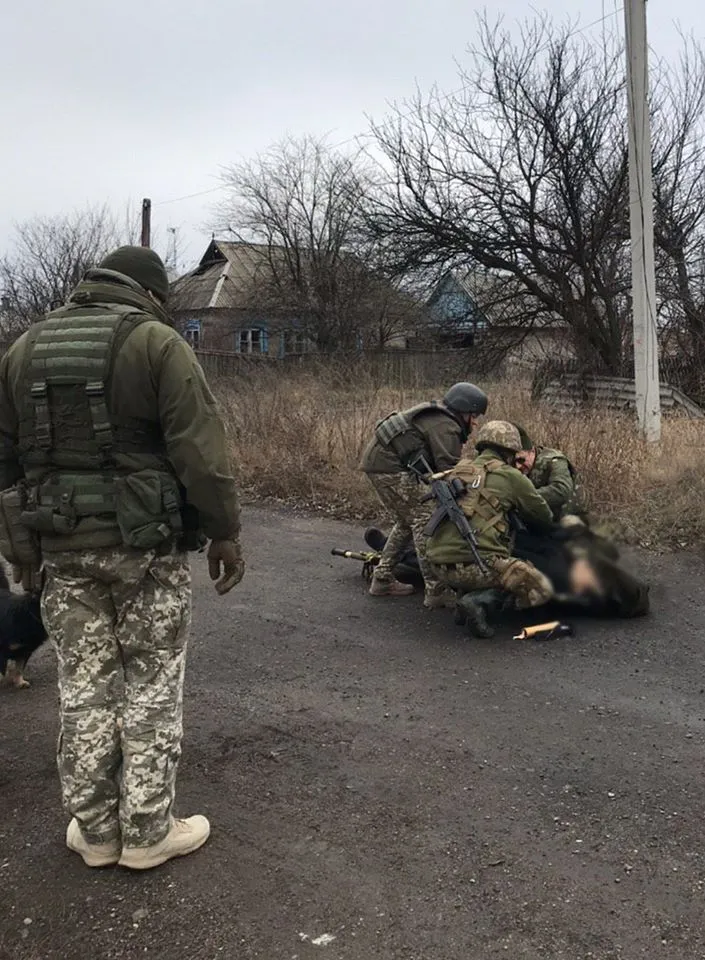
[1,506,704,960]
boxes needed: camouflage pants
[429,555,554,609]
[366,471,440,594]
[40,543,191,848]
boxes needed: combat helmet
[442,382,488,416]
[475,420,522,454]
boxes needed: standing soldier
[0,246,244,871]
[359,382,488,607]
[424,420,555,637]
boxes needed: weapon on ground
[331,547,380,581]
[406,451,490,577]
[513,621,574,641]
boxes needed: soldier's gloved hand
[207,538,245,595]
[12,563,43,594]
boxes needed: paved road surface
[2,506,705,960]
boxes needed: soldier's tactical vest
[447,458,509,538]
[15,307,182,550]
[374,401,464,468]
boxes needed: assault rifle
[406,451,491,577]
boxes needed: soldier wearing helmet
[424,419,556,638]
[359,382,488,607]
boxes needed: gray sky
[1,0,701,271]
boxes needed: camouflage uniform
[42,544,190,846]
[425,441,556,610]
[0,252,242,856]
[367,472,438,592]
[527,446,581,520]
[429,556,553,609]
[361,403,471,596]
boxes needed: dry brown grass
[214,363,705,548]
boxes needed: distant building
[169,238,418,356]
[421,268,572,365]
[169,238,314,357]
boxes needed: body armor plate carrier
[15,308,182,547]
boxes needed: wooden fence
[194,347,488,389]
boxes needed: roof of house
[428,268,565,329]
[170,238,424,325]
[169,239,277,313]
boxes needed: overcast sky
[1,0,702,272]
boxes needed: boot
[455,589,507,639]
[118,815,211,871]
[369,576,414,597]
[364,527,389,553]
[66,818,121,868]
[423,587,456,610]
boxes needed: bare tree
[214,134,416,351]
[650,36,705,399]
[366,14,705,377]
[0,202,169,342]
[0,206,124,338]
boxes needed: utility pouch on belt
[114,469,183,550]
[0,484,41,567]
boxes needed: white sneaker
[66,818,121,867]
[118,815,211,870]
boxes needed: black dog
[0,562,47,689]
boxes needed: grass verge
[214,363,705,549]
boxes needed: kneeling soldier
[424,420,556,638]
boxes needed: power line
[153,5,626,207]
[154,185,225,207]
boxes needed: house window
[183,319,201,349]
[236,328,268,354]
[281,329,308,355]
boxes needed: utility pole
[624,0,661,441]
[167,226,178,272]
[140,198,152,248]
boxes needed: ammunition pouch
[114,469,184,549]
[0,483,42,567]
[20,468,183,551]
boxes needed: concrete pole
[624,0,661,441]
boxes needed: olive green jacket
[0,269,240,550]
[528,446,577,519]
[360,406,467,474]
[426,450,554,565]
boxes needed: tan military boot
[368,577,414,597]
[118,815,211,871]
[66,818,121,868]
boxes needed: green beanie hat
[98,245,170,303]
[511,423,533,450]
